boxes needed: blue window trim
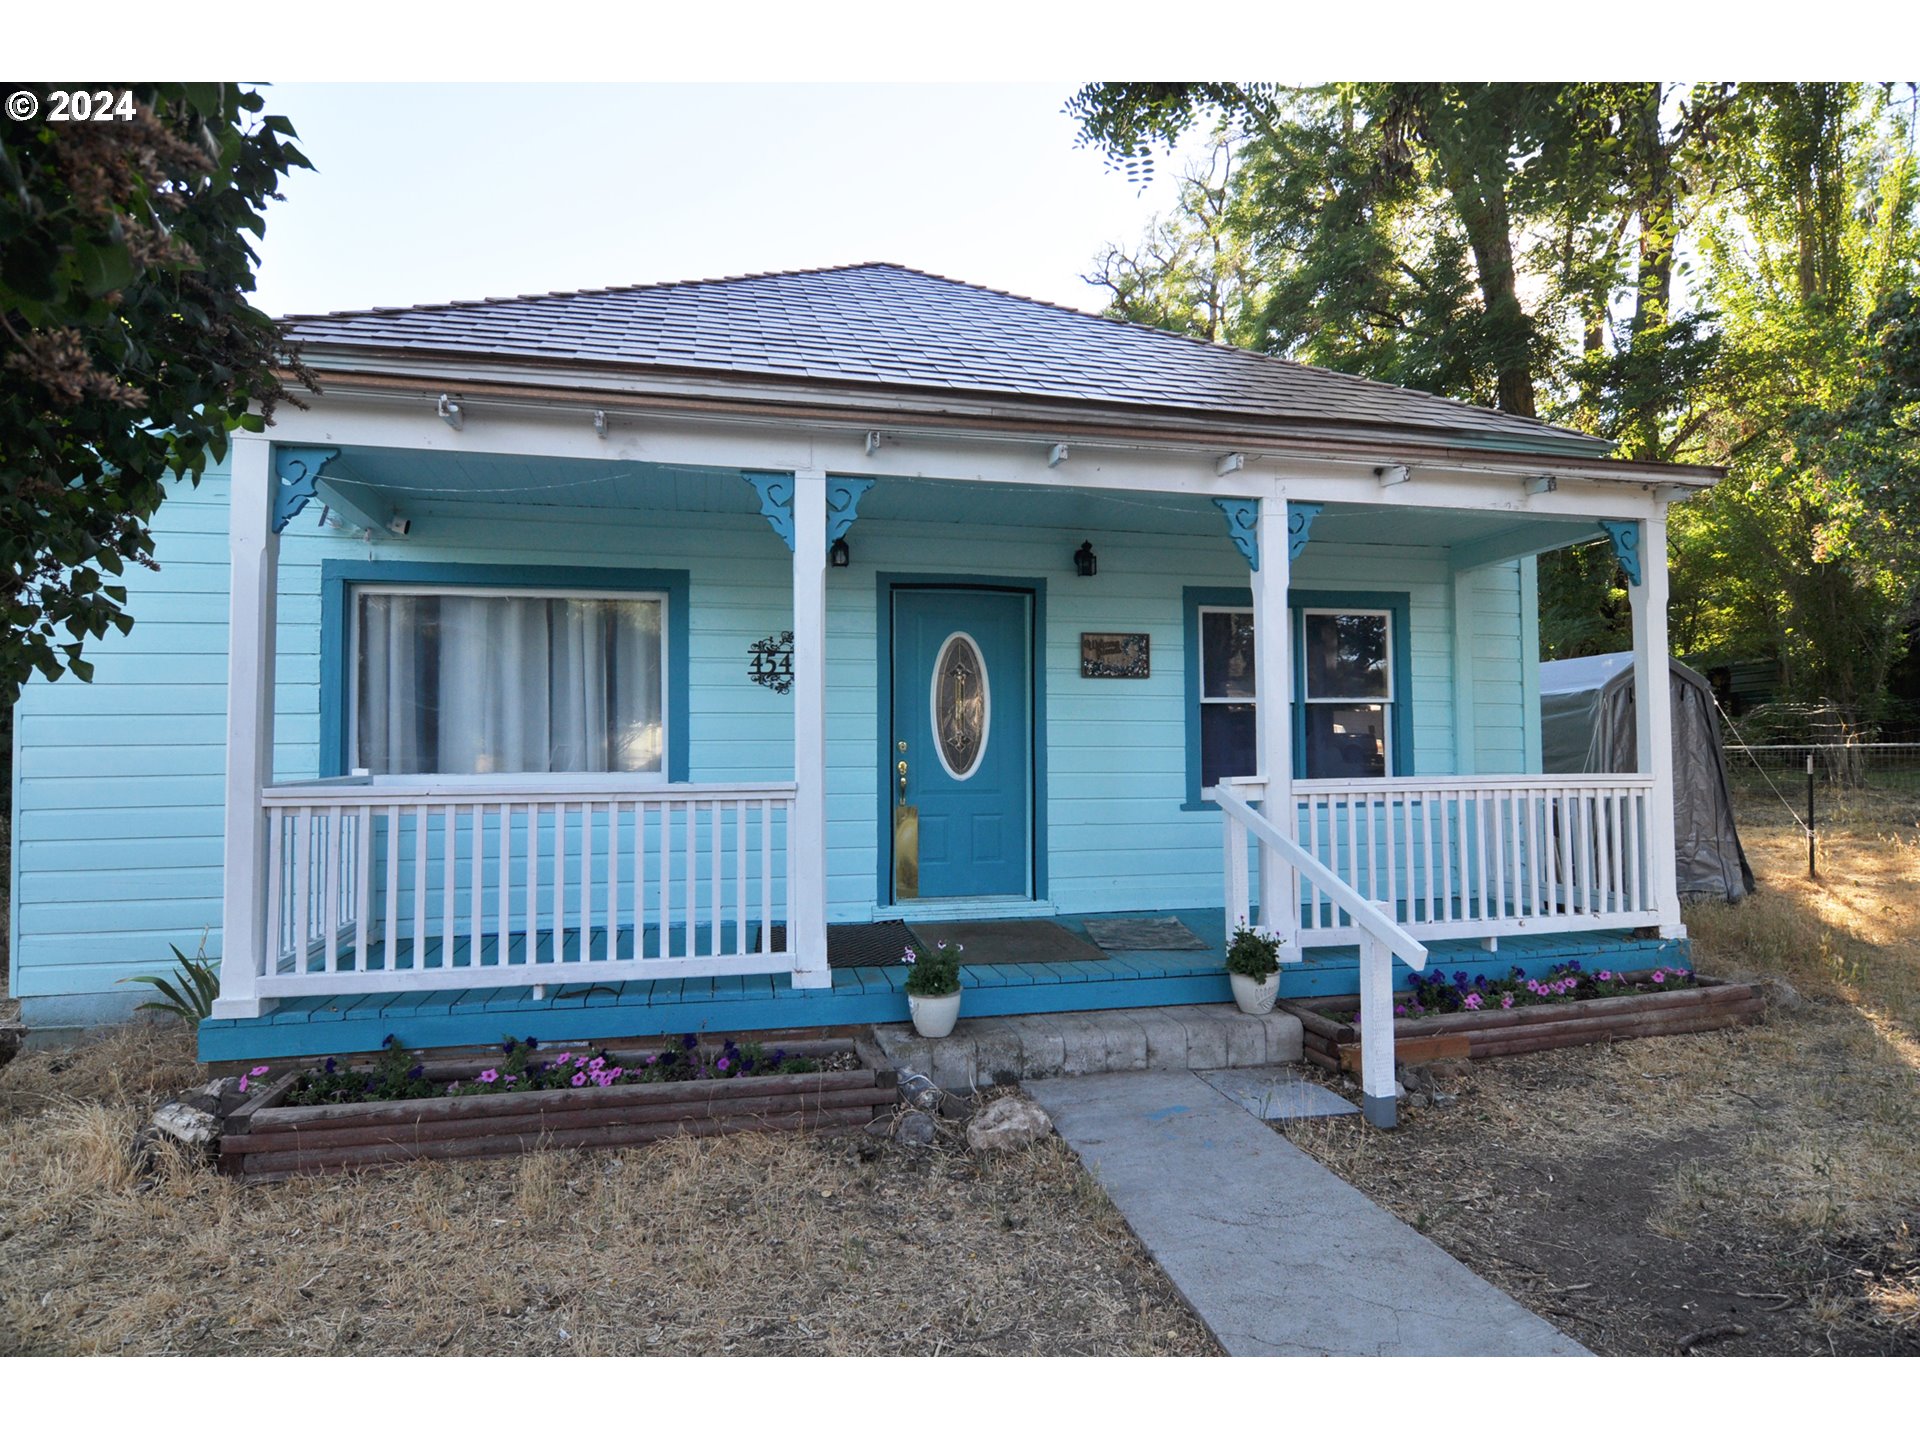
[874,572,1048,905]
[319,560,691,781]
[1181,585,1414,808]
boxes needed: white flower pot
[908,990,963,1039]
[1229,970,1279,1016]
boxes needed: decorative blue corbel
[1286,501,1323,561]
[271,446,341,534]
[742,471,796,551]
[1214,498,1260,571]
[826,476,875,547]
[1599,520,1643,586]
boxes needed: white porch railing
[1215,782,1428,1129]
[254,779,797,999]
[1290,775,1660,943]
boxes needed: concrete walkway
[1025,1069,1589,1357]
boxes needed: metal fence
[1722,742,1920,795]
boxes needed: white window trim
[1299,606,1394,779]
[346,581,671,785]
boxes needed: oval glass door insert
[931,632,990,780]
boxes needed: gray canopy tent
[1540,652,1755,902]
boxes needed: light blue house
[8,264,1714,1079]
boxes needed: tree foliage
[1072,82,1920,722]
[0,82,312,699]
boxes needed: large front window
[350,587,666,776]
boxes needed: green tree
[1072,83,1920,714]
[1,82,312,699]
[1678,85,1920,718]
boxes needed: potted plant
[903,940,964,1038]
[1225,925,1281,1015]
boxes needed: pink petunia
[1652,970,1666,983]
[555,1052,571,1065]
[478,1069,498,1084]
[570,1073,587,1087]
[236,1076,249,1094]
[1598,970,1612,981]
[1500,994,1515,1010]
[588,1057,604,1072]
[607,1068,623,1080]
[249,1065,270,1077]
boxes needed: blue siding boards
[9,471,1536,1029]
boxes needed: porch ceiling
[316,447,1610,552]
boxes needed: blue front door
[891,587,1032,901]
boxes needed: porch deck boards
[200,910,1689,1064]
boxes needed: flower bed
[1282,966,1764,1074]
[219,1034,897,1179]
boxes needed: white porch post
[1628,511,1685,937]
[213,434,277,1019]
[789,468,832,988]
[1252,497,1297,951]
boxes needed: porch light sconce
[1375,463,1409,487]
[593,410,609,440]
[1525,474,1558,495]
[1074,540,1098,578]
[1215,451,1246,477]
[1048,443,1070,468]
[830,537,851,568]
[436,394,464,430]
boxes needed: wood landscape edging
[1280,973,1764,1071]
[219,1036,898,1177]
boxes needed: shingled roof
[284,263,1615,459]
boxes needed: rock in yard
[179,1077,245,1119]
[898,1073,946,1111]
[151,1101,221,1150]
[1766,978,1805,1012]
[895,1110,939,1148]
[966,1095,1053,1152]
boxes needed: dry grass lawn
[0,1027,1215,1356]
[1287,786,1920,1355]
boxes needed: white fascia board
[264,386,1682,519]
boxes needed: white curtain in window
[355,592,662,774]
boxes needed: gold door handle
[897,758,909,800]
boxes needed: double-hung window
[349,586,667,777]
[1299,609,1391,779]
[1196,606,1259,787]
[1186,590,1403,795]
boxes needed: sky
[252,83,1204,320]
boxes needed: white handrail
[1214,786,1428,971]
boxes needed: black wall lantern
[1074,540,1098,578]
[830,538,851,568]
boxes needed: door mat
[905,919,1108,966]
[757,921,915,970]
[1080,916,1209,952]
